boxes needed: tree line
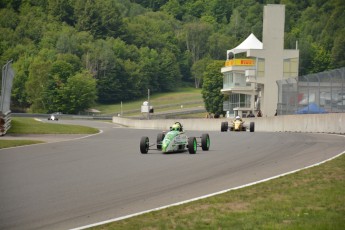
[0,0,343,114]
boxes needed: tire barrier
[0,111,11,136]
[0,60,15,135]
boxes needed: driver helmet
[235,115,241,120]
[171,123,181,131]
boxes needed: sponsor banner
[225,59,255,67]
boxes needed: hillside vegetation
[94,87,203,116]
[0,0,343,114]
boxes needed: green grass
[174,112,208,119]
[0,140,44,148]
[0,117,99,149]
[92,154,345,230]
[94,87,203,115]
[8,117,99,134]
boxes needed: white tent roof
[228,33,263,56]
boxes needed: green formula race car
[140,122,210,154]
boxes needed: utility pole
[147,89,150,120]
[148,89,150,104]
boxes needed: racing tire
[156,133,165,150]
[250,122,255,132]
[140,136,149,154]
[201,133,210,151]
[188,137,197,154]
[221,122,228,132]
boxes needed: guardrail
[128,107,206,119]
[111,100,204,116]
[12,113,113,120]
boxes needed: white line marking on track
[0,130,103,150]
[71,135,345,230]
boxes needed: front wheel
[221,122,228,132]
[201,133,210,151]
[250,122,255,132]
[188,137,197,154]
[140,136,149,154]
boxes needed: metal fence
[0,60,14,135]
[277,67,345,115]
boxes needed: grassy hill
[93,87,205,118]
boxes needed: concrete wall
[261,4,285,117]
[113,113,345,134]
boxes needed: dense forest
[0,0,344,114]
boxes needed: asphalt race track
[1,120,344,230]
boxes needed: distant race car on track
[140,122,210,154]
[48,114,59,121]
[221,116,255,132]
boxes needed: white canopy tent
[227,33,263,58]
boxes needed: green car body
[140,128,210,154]
[161,130,188,153]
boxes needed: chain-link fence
[277,67,345,115]
[0,60,15,135]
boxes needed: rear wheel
[250,122,255,132]
[201,134,210,151]
[188,137,197,154]
[140,136,149,154]
[156,133,165,150]
[221,122,228,132]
